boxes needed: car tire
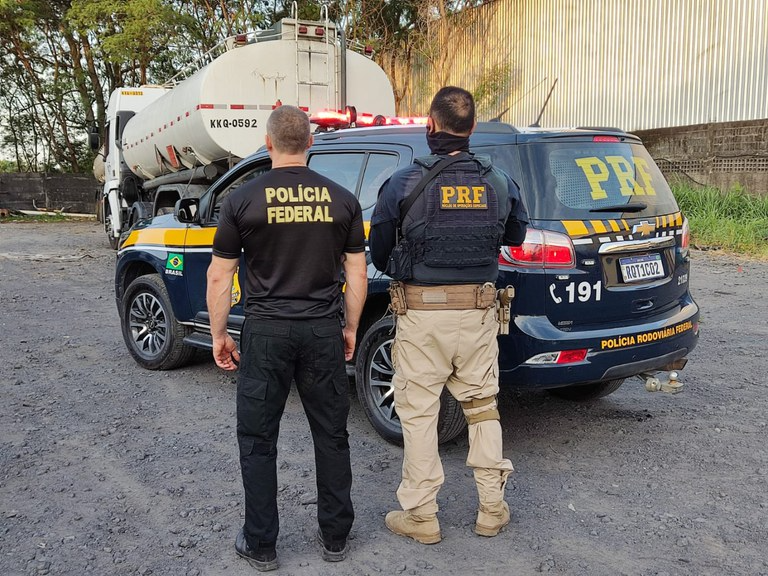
[355,316,467,445]
[548,378,625,401]
[121,274,195,370]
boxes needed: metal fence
[398,0,768,131]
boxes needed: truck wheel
[355,316,467,445]
[104,202,119,250]
[548,378,625,401]
[121,274,195,370]
[128,201,153,228]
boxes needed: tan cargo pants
[392,308,514,514]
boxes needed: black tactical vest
[402,154,507,285]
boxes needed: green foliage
[672,183,768,258]
[0,0,492,169]
[67,0,193,84]
[0,159,22,172]
[472,63,515,120]
[1,213,89,223]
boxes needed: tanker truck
[90,11,396,248]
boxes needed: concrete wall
[0,173,99,214]
[635,119,768,196]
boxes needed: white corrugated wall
[398,0,768,130]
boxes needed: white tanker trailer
[91,12,395,248]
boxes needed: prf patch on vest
[440,185,487,209]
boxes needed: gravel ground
[1,220,767,576]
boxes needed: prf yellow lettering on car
[606,156,644,196]
[633,157,657,195]
[440,185,487,209]
[231,268,242,306]
[574,157,610,200]
[600,320,694,350]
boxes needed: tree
[67,0,193,86]
[0,0,92,171]
[340,1,489,114]
[0,0,498,172]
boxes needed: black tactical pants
[237,317,353,548]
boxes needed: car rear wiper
[589,202,648,213]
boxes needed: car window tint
[308,152,364,194]
[210,162,271,223]
[519,142,678,220]
[359,153,399,212]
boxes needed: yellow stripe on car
[563,220,590,237]
[121,228,188,249]
[590,220,608,234]
[121,227,217,249]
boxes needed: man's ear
[307,134,314,149]
[265,134,273,152]
[427,116,435,134]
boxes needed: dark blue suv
[115,122,699,444]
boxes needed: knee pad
[461,396,500,425]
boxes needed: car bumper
[498,298,700,389]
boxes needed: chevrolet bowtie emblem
[632,220,656,236]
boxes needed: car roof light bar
[309,108,428,131]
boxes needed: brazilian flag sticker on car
[165,253,184,277]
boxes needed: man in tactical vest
[368,86,528,543]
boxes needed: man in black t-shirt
[206,105,367,570]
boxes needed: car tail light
[525,349,588,365]
[680,216,690,256]
[499,229,575,268]
[593,135,620,142]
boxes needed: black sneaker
[235,528,278,572]
[316,528,348,562]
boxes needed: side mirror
[88,126,100,151]
[175,197,200,224]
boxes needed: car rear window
[479,140,679,220]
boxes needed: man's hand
[207,254,239,371]
[213,334,240,371]
[342,326,357,362]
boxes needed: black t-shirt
[212,166,365,320]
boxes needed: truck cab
[95,87,168,248]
